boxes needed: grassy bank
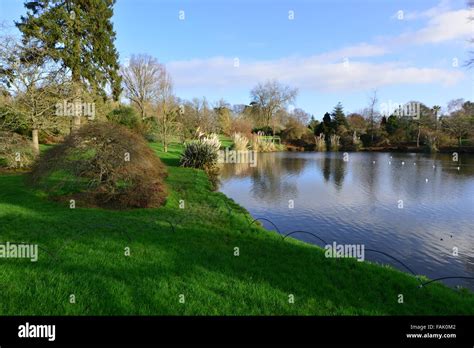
[0,142,473,315]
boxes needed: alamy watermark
[324,242,365,262]
[218,148,257,167]
[0,242,38,262]
[380,100,420,119]
[55,100,95,120]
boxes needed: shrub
[180,140,219,170]
[340,131,362,151]
[107,106,140,129]
[230,118,253,138]
[251,135,276,152]
[232,133,249,151]
[252,126,273,135]
[0,131,37,169]
[281,118,308,141]
[28,122,167,209]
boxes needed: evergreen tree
[332,102,348,130]
[16,0,122,127]
[315,112,335,147]
[322,112,332,126]
[308,115,319,131]
[385,115,399,135]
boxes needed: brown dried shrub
[0,131,37,169]
[28,122,167,209]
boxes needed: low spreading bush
[0,131,37,169]
[28,122,167,209]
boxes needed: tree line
[1,0,473,159]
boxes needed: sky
[1,0,473,119]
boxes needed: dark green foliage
[315,112,335,148]
[385,115,399,135]
[16,0,122,99]
[180,141,218,170]
[252,126,274,135]
[107,105,139,129]
[332,102,348,131]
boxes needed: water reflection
[219,152,474,290]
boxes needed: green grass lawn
[0,142,473,315]
[218,135,233,149]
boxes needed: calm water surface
[219,152,474,290]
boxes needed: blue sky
[1,0,473,118]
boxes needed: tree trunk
[73,114,81,129]
[459,136,462,147]
[416,125,421,148]
[71,65,82,130]
[32,129,39,154]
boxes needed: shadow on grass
[1,170,473,315]
[1,200,473,315]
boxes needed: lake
[218,151,474,290]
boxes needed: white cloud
[314,43,388,61]
[167,56,465,92]
[394,9,472,45]
[166,2,470,93]
[392,0,452,21]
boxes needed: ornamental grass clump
[232,132,249,151]
[180,138,220,170]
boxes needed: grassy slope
[0,142,473,315]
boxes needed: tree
[408,102,434,148]
[282,108,311,141]
[443,101,474,147]
[155,70,179,152]
[384,115,399,135]
[314,112,335,146]
[214,99,233,135]
[332,102,348,133]
[1,41,66,153]
[107,105,139,129]
[16,0,122,128]
[364,89,379,144]
[121,54,167,120]
[347,113,366,135]
[308,115,319,132]
[250,80,298,135]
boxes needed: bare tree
[121,54,167,120]
[1,39,65,153]
[250,80,298,135]
[364,89,378,144]
[443,100,473,147]
[154,70,179,152]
